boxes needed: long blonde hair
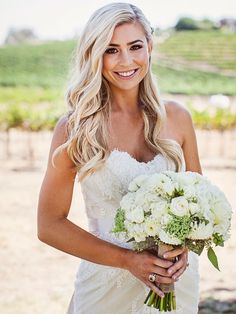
[52,2,184,181]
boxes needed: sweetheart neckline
[108,148,162,165]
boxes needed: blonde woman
[37,3,202,313]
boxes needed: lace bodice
[79,149,185,246]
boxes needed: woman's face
[102,21,152,92]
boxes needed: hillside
[0,30,235,99]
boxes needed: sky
[0,0,235,44]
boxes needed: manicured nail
[163,254,168,258]
[161,293,165,298]
[168,269,173,274]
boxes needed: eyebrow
[108,39,144,47]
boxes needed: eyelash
[105,45,143,54]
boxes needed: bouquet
[112,171,232,312]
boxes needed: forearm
[38,217,131,269]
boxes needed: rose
[170,196,189,217]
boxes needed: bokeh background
[0,0,236,313]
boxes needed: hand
[163,247,189,281]
[124,250,176,298]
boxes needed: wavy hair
[52,2,184,181]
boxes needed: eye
[131,44,143,50]
[105,47,118,54]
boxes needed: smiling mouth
[114,68,139,78]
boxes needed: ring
[148,273,157,283]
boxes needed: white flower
[150,201,168,219]
[189,221,213,240]
[170,196,189,217]
[159,229,182,245]
[125,206,144,223]
[189,202,201,215]
[128,174,149,192]
[146,173,175,196]
[160,213,172,226]
[129,224,147,242]
[144,218,160,237]
[120,192,135,211]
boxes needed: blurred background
[0,0,236,313]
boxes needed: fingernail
[173,275,176,280]
[163,254,167,258]
[161,293,165,298]
[168,269,173,274]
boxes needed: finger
[172,266,187,280]
[155,274,175,284]
[153,257,173,268]
[146,281,165,298]
[163,247,187,259]
[167,256,186,275]
[152,266,173,277]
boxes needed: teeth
[117,70,136,77]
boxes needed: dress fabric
[67,149,200,314]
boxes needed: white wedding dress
[67,149,200,314]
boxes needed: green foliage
[213,233,224,247]
[207,247,220,271]
[0,102,65,131]
[165,215,191,242]
[175,17,200,31]
[112,208,126,233]
[187,103,236,130]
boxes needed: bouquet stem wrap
[144,242,176,311]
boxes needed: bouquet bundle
[112,171,232,311]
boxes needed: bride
[37,3,202,313]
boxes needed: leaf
[207,247,220,271]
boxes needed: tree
[4,27,38,45]
[175,17,199,31]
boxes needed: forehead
[110,21,146,44]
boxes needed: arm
[37,115,174,297]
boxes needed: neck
[109,85,141,115]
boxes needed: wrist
[119,248,133,270]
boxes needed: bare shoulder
[164,99,192,124]
[163,99,202,174]
[48,113,75,172]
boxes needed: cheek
[103,55,116,74]
[137,50,149,66]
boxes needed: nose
[119,50,132,67]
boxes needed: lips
[114,68,139,79]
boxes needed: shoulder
[53,114,70,143]
[163,99,194,136]
[49,113,75,170]
[163,100,202,174]
[164,99,192,123]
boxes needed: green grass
[158,30,236,70]
[0,40,76,88]
[153,64,236,95]
[0,30,236,98]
